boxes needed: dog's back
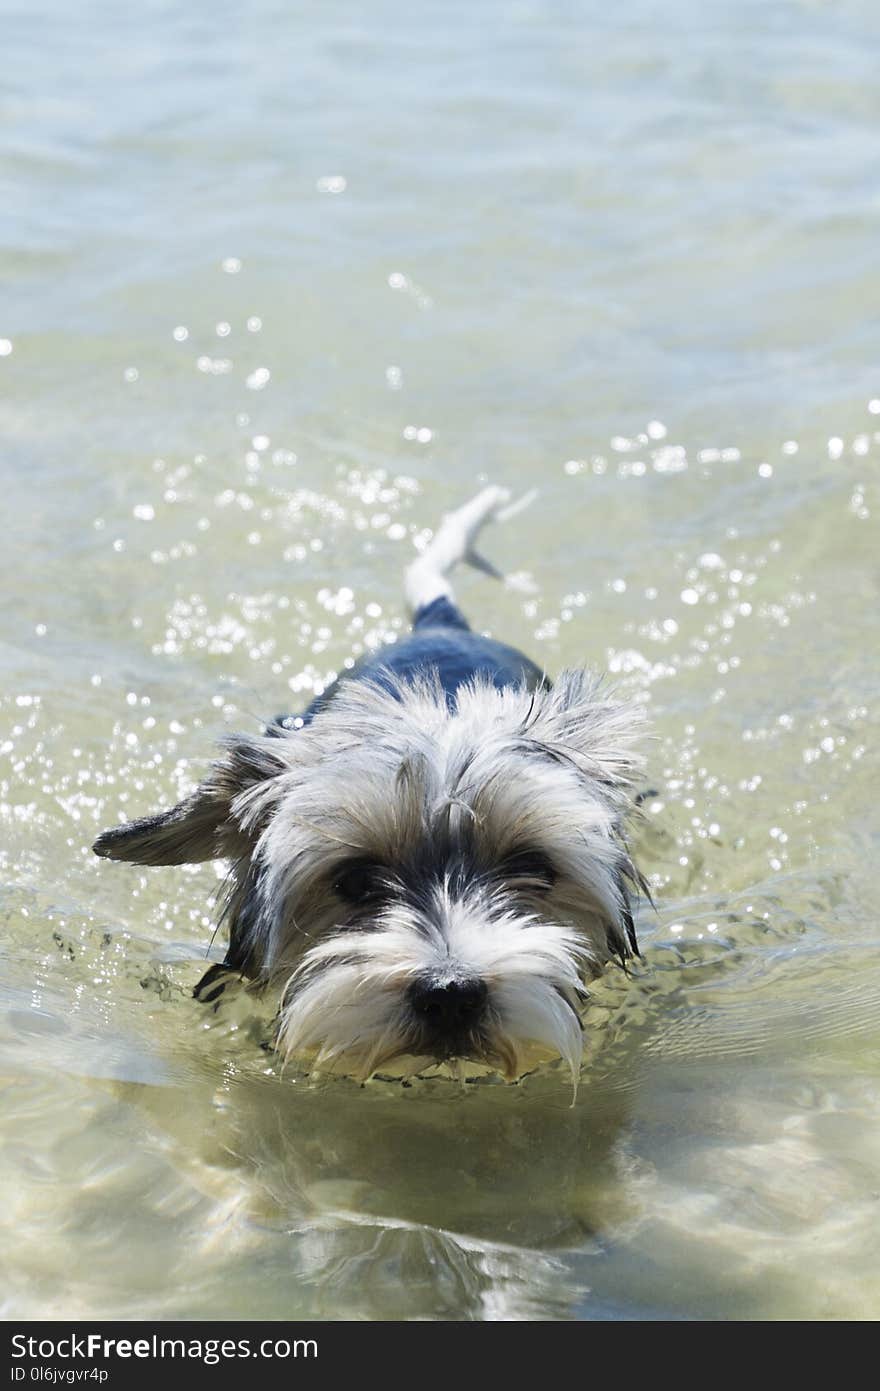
[273,487,545,731]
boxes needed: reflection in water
[155,1070,633,1320]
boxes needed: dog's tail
[404,485,536,614]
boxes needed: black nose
[408,976,488,1035]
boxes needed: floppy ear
[92,734,292,866]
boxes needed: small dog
[94,488,647,1088]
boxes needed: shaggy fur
[94,488,647,1089]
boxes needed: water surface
[2,0,879,1320]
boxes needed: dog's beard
[277,882,594,1088]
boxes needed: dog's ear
[526,671,650,958]
[527,669,646,797]
[92,734,292,866]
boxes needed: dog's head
[94,671,647,1085]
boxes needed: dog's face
[95,671,646,1086]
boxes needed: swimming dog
[94,487,647,1087]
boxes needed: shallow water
[2,0,879,1321]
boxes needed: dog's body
[94,488,647,1087]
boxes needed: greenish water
[2,0,879,1320]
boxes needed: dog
[93,487,648,1089]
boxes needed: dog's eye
[332,858,389,904]
[502,849,556,891]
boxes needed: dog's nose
[408,976,488,1034]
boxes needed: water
[2,0,879,1320]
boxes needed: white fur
[278,885,591,1085]
[404,485,513,611]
